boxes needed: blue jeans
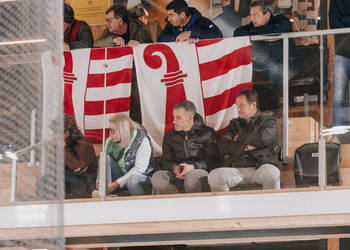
[333,55,350,126]
[98,154,149,196]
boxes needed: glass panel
[0,0,64,248]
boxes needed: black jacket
[219,112,281,169]
[234,14,294,64]
[329,0,350,58]
[161,113,220,171]
[157,7,223,42]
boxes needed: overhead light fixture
[0,38,47,46]
[0,0,19,2]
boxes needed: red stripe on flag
[87,74,104,87]
[85,129,109,144]
[107,47,133,59]
[199,46,251,81]
[84,97,131,115]
[87,68,132,87]
[90,48,106,60]
[203,82,252,116]
[216,126,228,138]
[196,38,223,47]
[161,73,187,83]
[107,68,132,85]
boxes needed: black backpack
[294,142,342,187]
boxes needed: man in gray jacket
[208,89,281,191]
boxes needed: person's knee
[208,168,228,186]
[184,169,208,192]
[260,165,280,183]
[151,171,171,189]
[127,174,143,189]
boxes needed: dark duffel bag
[294,142,342,187]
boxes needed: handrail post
[10,158,17,202]
[99,152,107,198]
[29,109,36,167]
[40,146,46,176]
[282,37,289,161]
[319,35,326,188]
[319,138,327,189]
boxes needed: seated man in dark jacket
[63,3,94,51]
[158,0,223,43]
[234,0,294,112]
[208,89,281,191]
[152,100,219,194]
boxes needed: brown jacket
[64,136,98,176]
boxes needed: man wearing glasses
[94,4,152,48]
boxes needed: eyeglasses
[106,16,120,24]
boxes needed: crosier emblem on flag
[134,37,253,154]
[62,47,133,143]
[143,44,188,133]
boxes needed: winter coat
[94,18,152,47]
[157,7,223,42]
[161,113,220,171]
[234,14,294,64]
[219,112,281,169]
[64,19,94,50]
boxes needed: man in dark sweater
[63,3,94,51]
[329,0,350,131]
[208,89,281,191]
[234,0,294,112]
[158,0,222,43]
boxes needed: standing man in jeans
[233,0,294,113]
[208,89,281,191]
[151,100,219,194]
[330,0,350,142]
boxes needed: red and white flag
[134,37,252,154]
[63,47,133,143]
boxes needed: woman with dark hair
[64,115,98,198]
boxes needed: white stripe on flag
[206,104,238,131]
[84,111,129,130]
[85,84,131,101]
[89,55,133,74]
[197,37,251,64]
[202,63,252,98]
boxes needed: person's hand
[173,165,183,179]
[187,37,199,44]
[63,42,70,51]
[73,166,87,173]
[176,31,192,42]
[108,181,119,193]
[244,145,256,151]
[178,163,195,178]
[113,37,125,47]
[127,40,140,47]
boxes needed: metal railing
[6,28,350,201]
[6,138,55,202]
[251,27,350,188]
